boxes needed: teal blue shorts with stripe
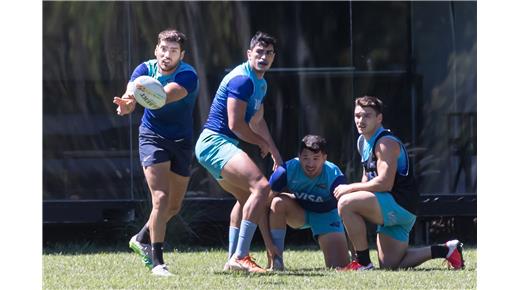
[375,192,416,242]
[195,128,242,180]
[298,208,344,238]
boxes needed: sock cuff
[152,242,164,250]
[241,219,257,228]
[431,245,449,259]
[270,228,286,239]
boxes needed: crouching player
[266,135,351,270]
[334,96,464,271]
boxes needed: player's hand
[113,94,136,116]
[333,184,353,199]
[270,149,283,171]
[258,141,270,158]
[266,243,281,269]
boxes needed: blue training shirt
[203,62,267,139]
[269,158,347,213]
[129,59,199,141]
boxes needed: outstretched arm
[113,82,137,116]
[261,165,288,267]
[257,191,281,268]
[114,63,148,115]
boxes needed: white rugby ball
[130,76,167,109]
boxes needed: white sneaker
[128,235,153,269]
[225,254,247,271]
[151,264,172,276]
[223,260,231,271]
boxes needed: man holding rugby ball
[113,29,199,277]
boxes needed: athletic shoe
[268,255,285,271]
[223,260,231,271]
[129,235,153,270]
[445,239,465,270]
[227,254,266,273]
[337,260,374,271]
[151,264,172,276]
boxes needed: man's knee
[251,177,270,197]
[338,194,355,215]
[270,196,286,214]
[152,191,169,210]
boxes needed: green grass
[43,245,476,289]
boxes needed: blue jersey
[203,62,267,139]
[269,158,347,213]
[130,59,199,141]
[359,126,408,179]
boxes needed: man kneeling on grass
[264,135,352,271]
[334,96,464,271]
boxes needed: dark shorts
[138,125,193,177]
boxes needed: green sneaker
[129,235,153,270]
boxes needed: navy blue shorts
[138,125,193,177]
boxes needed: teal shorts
[375,192,416,242]
[195,129,242,180]
[298,209,344,238]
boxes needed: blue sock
[270,228,286,258]
[235,220,257,258]
[228,226,240,260]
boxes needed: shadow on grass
[209,265,458,277]
[387,267,476,272]
[213,269,326,277]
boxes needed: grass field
[43,244,476,289]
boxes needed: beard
[159,59,179,74]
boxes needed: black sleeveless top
[358,130,418,214]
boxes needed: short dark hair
[157,29,187,51]
[355,96,383,115]
[249,31,276,50]
[299,135,327,154]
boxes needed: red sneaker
[337,260,374,271]
[445,239,465,270]
[228,254,266,273]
